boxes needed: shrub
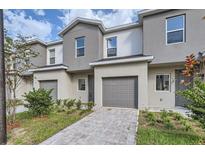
[55,99,62,106]
[178,79,205,128]
[23,88,53,117]
[180,119,187,125]
[87,101,95,110]
[184,123,192,131]
[76,99,82,110]
[146,112,157,125]
[164,120,174,130]
[162,116,174,129]
[53,99,65,112]
[174,112,183,121]
[63,99,76,110]
[160,109,169,120]
[179,119,193,131]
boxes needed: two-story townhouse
[28,18,152,109]
[139,9,205,109]
[10,9,205,110]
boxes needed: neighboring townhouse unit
[10,9,205,110]
[140,9,205,108]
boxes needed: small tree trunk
[11,89,16,124]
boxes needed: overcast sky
[4,9,140,41]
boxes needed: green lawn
[7,110,92,144]
[137,110,205,145]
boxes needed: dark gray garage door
[40,80,58,100]
[102,77,138,108]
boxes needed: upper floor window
[107,37,117,57]
[75,37,85,57]
[156,74,170,91]
[49,49,55,64]
[166,15,185,44]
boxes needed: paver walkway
[41,107,138,145]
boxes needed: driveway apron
[41,107,138,145]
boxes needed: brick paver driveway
[41,107,138,145]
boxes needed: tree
[0,9,7,144]
[4,32,39,124]
[178,53,205,127]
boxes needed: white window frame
[78,78,86,91]
[49,49,56,65]
[75,37,85,58]
[155,74,171,92]
[166,15,185,45]
[106,36,117,57]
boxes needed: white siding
[46,44,63,65]
[103,28,142,58]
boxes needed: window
[78,79,86,91]
[76,37,85,57]
[166,15,185,44]
[49,49,55,64]
[156,75,170,91]
[107,37,117,57]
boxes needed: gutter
[89,56,154,66]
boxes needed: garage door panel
[40,80,58,100]
[102,77,138,108]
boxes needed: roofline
[27,38,47,46]
[105,22,141,33]
[138,9,173,22]
[89,56,154,66]
[138,9,172,16]
[46,40,63,46]
[58,17,106,37]
[58,17,141,37]
[27,39,63,47]
[29,65,68,72]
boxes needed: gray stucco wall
[148,65,183,109]
[63,23,103,71]
[143,9,205,64]
[33,70,73,99]
[30,44,47,68]
[94,62,148,109]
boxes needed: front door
[175,70,191,107]
[88,75,94,102]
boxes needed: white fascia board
[58,17,141,37]
[29,65,68,72]
[89,56,154,66]
[46,40,63,46]
[58,17,106,37]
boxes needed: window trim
[106,36,117,57]
[75,36,85,58]
[78,78,86,92]
[155,74,171,92]
[49,48,56,65]
[166,14,185,45]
